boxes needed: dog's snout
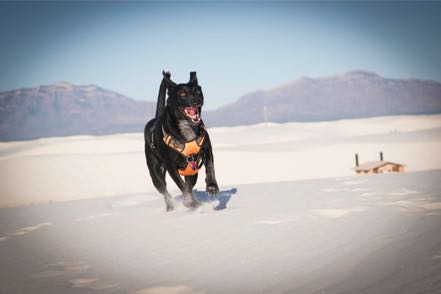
[191,98,201,106]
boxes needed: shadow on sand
[176,188,238,210]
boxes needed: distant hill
[0,82,155,141]
[1,71,441,141]
[204,70,441,127]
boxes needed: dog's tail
[155,70,176,118]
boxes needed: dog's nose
[191,98,201,106]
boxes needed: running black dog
[144,71,219,211]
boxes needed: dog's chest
[178,120,198,142]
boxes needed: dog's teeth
[183,107,200,123]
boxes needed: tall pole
[263,105,268,126]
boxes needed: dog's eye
[179,91,187,97]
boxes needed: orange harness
[162,125,206,176]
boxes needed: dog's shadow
[176,188,238,210]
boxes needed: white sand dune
[0,170,440,293]
[1,114,441,207]
[1,115,441,293]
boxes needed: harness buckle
[186,154,198,170]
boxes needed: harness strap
[162,125,206,156]
[178,163,199,176]
[162,124,207,176]
[149,120,159,149]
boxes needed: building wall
[356,163,405,175]
[377,163,404,173]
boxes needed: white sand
[1,114,441,207]
[0,170,440,293]
[1,114,441,292]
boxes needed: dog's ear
[189,71,198,85]
[162,70,177,91]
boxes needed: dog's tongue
[187,108,197,116]
[190,161,198,170]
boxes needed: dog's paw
[206,182,219,196]
[183,198,201,209]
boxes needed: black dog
[144,71,219,211]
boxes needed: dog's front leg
[204,136,219,196]
[167,167,200,208]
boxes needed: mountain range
[204,70,441,126]
[1,71,440,141]
[0,82,155,141]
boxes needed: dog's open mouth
[182,106,201,123]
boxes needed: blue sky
[1,1,441,109]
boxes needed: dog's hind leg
[185,174,198,191]
[184,174,201,205]
[146,153,175,211]
[167,168,201,209]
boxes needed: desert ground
[1,115,441,293]
[0,114,440,207]
[0,171,440,293]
